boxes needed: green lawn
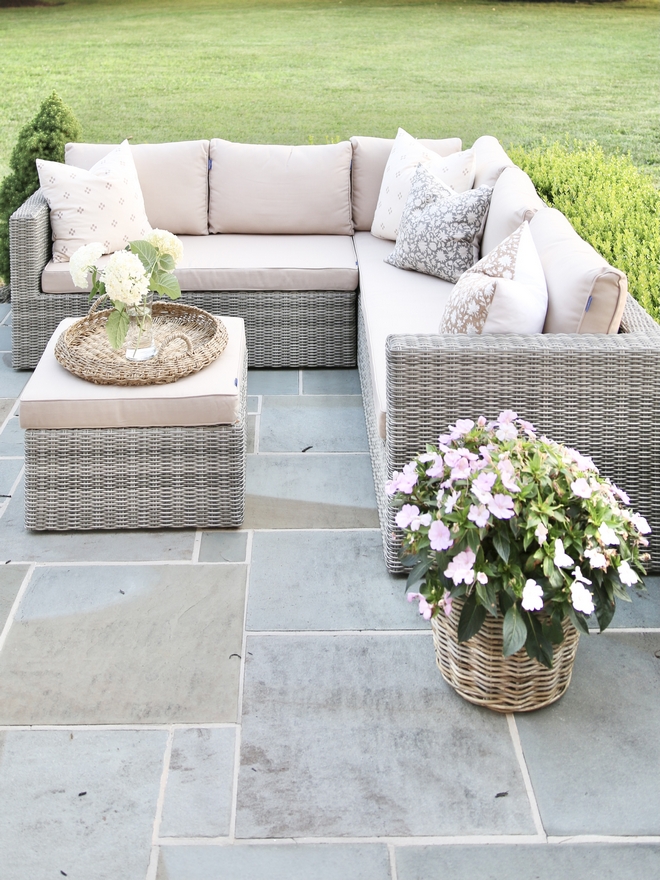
[0,0,659,182]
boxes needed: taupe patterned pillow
[440,221,548,335]
[385,164,492,283]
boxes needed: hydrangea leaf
[105,307,129,350]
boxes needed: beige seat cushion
[350,135,462,231]
[529,208,628,334]
[208,139,353,235]
[481,165,546,256]
[42,234,358,293]
[355,231,454,439]
[66,140,210,236]
[471,135,516,189]
[20,316,246,430]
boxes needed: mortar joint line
[388,843,399,880]
[506,713,546,840]
[191,529,203,564]
[0,561,35,655]
[0,397,20,436]
[146,726,175,880]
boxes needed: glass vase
[125,292,157,361]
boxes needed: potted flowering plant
[69,229,183,360]
[388,411,650,711]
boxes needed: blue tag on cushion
[208,158,212,170]
[585,295,593,312]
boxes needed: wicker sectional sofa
[9,133,660,566]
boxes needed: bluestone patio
[0,300,659,879]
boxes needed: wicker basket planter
[431,599,580,713]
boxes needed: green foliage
[509,141,660,323]
[0,92,82,284]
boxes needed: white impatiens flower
[553,538,574,568]
[598,522,620,546]
[570,580,595,615]
[571,478,593,499]
[618,560,640,587]
[535,523,548,545]
[631,513,651,535]
[69,242,104,288]
[522,579,544,611]
[146,228,184,266]
[102,250,149,307]
[584,546,608,570]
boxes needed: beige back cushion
[471,135,516,189]
[208,139,353,235]
[65,140,210,235]
[481,165,546,256]
[350,135,462,231]
[530,208,627,334]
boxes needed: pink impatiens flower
[553,538,574,568]
[498,409,518,425]
[598,523,620,546]
[497,459,521,493]
[441,589,453,617]
[407,592,433,620]
[618,560,639,587]
[570,580,595,615]
[571,478,593,499]
[448,419,474,437]
[496,422,518,442]
[429,520,453,551]
[584,546,607,570]
[395,504,420,529]
[488,494,515,520]
[468,504,490,528]
[444,548,476,585]
[385,462,418,495]
[631,513,651,535]
[472,470,497,504]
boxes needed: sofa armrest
[9,189,51,302]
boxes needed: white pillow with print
[371,127,475,241]
[37,140,151,262]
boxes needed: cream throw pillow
[37,140,151,262]
[371,128,476,241]
[440,221,548,335]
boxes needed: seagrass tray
[54,302,228,386]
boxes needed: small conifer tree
[0,91,82,286]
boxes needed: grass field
[0,0,659,182]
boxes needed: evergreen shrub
[0,91,82,286]
[509,141,660,322]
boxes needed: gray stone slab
[247,369,299,395]
[0,728,166,879]
[236,634,535,838]
[0,563,29,629]
[0,409,23,456]
[247,413,256,453]
[516,631,660,835]
[0,398,15,426]
[302,368,361,395]
[245,453,379,529]
[395,843,660,880]
[248,530,424,631]
[0,563,246,724]
[0,303,10,322]
[599,576,660,629]
[0,479,196,562]
[0,457,22,495]
[160,727,236,838]
[0,324,11,350]
[199,530,248,563]
[247,395,259,414]
[259,395,368,453]
[0,354,32,396]
[157,843,390,880]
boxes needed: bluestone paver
[0,458,23,496]
[236,633,536,838]
[0,398,15,425]
[160,727,236,838]
[244,453,379,529]
[302,368,362,395]
[247,369,299,395]
[247,529,424,631]
[259,395,368,452]
[157,843,391,880]
[199,529,248,563]
[516,631,660,835]
[0,410,23,456]
[0,729,166,879]
[600,576,660,628]
[0,354,32,396]
[0,563,29,629]
[0,564,246,724]
[395,843,660,880]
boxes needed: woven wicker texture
[431,599,580,713]
[54,301,227,386]
[9,190,357,370]
[23,350,247,531]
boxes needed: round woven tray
[54,301,228,386]
[431,599,580,713]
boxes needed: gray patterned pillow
[385,164,493,283]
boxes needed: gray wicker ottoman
[20,316,247,531]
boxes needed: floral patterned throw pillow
[439,220,548,335]
[385,164,492,283]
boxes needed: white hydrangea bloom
[146,229,184,266]
[102,251,149,307]
[69,242,104,289]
